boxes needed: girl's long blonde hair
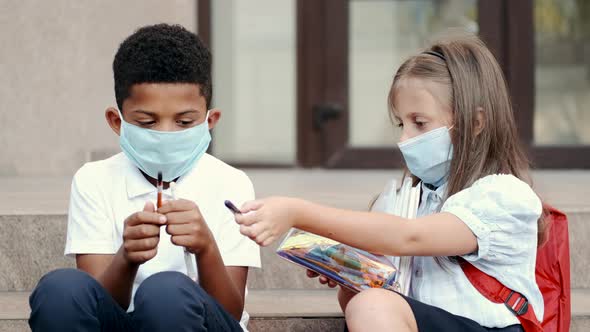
[388,34,549,246]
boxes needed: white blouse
[409,174,544,328]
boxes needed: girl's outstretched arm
[235,197,477,257]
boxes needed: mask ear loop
[203,110,211,126]
[117,109,125,123]
[445,125,455,162]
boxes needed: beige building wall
[0,0,197,176]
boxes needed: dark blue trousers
[29,269,243,331]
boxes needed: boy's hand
[235,196,300,246]
[158,199,214,255]
[122,202,166,265]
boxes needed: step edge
[2,289,589,320]
[2,206,590,217]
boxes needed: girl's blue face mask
[397,126,453,187]
[118,110,211,182]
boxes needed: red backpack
[460,205,571,332]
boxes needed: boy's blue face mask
[118,110,211,182]
[397,126,453,187]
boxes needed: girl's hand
[235,196,302,246]
[306,269,357,311]
[306,269,338,288]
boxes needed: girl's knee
[345,289,416,331]
[346,288,406,314]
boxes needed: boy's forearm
[196,242,244,320]
[96,246,139,310]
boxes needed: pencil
[157,171,163,209]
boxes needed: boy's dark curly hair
[113,23,212,109]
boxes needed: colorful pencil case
[276,228,401,293]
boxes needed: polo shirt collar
[123,153,206,199]
[125,161,157,199]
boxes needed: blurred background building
[1,0,589,176]
[1,3,589,330]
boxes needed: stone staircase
[0,170,588,331]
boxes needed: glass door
[297,0,479,168]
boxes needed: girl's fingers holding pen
[260,231,281,247]
[239,225,249,238]
[253,230,273,246]
[239,224,258,238]
[235,212,258,226]
[240,222,279,246]
[240,200,264,213]
[260,236,276,247]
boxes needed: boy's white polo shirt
[65,152,261,329]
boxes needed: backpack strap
[458,257,543,332]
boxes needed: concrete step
[0,320,346,332]
[2,289,589,332]
[0,170,589,291]
[1,208,588,291]
[0,289,343,332]
[3,170,588,214]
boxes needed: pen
[224,200,242,214]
